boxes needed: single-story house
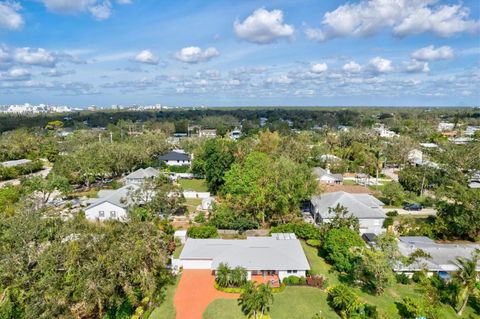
[313,167,343,185]
[122,167,160,184]
[84,184,139,221]
[408,149,423,165]
[229,128,241,140]
[158,150,191,166]
[468,171,480,189]
[178,233,310,281]
[310,191,386,234]
[394,236,480,276]
[319,154,341,162]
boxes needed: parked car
[403,203,423,211]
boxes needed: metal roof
[86,184,140,210]
[124,167,160,180]
[180,234,310,271]
[311,191,385,219]
[158,151,191,161]
[0,159,32,167]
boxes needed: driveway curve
[173,269,239,319]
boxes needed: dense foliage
[186,225,219,238]
[270,223,322,240]
[322,227,365,273]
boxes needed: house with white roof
[84,184,140,221]
[0,159,32,167]
[122,167,160,184]
[313,167,343,185]
[394,236,480,277]
[310,191,386,234]
[178,233,310,281]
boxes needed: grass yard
[184,197,202,213]
[178,178,209,192]
[148,277,180,319]
[172,244,183,259]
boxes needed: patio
[251,274,281,288]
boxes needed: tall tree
[453,251,479,315]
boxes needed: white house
[313,167,343,185]
[198,129,217,138]
[158,150,191,166]
[310,191,386,234]
[178,233,310,281]
[394,236,480,277]
[122,167,160,185]
[0,159,32,167]
[229,128,241,140]
[437,122,455,132]
[408,149,423,165]
[374,125,398,138]
[84,184,139,221]
[174,229,188,244]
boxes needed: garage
[182,259,213,269]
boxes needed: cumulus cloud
[368,57,394,73]
[265,74,294,85]
[234,8,294,44]
[411,45,454,61]
[305,0,480,41]
[41,68,76,77]
[134,50,159,65]
[13,47,57,67]
[0,67,30,81]
[40,0,130,20]
[0,1,23,30]
[342,61,363,73]
[310,63,328,73]
[174,46,219,63]
[404,60,430,73]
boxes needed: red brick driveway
[173,270,239,319]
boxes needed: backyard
[178,178,209,192]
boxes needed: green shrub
[194,212,206,224]
[383,217,394,228]
[166,165,190,173]
[395,273,411,285]
[187,225,218,238]
[282,276,307,285]
[386,210,398,217]
[323,227,364,273]
[306,239,321,247]
[412,271,427,283]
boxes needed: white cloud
[404,60,430,73]
[174,46,219,63]
[134,50,159,65]
[368,57,394,73]
[234,8,294,44]
[14,48,57,67]
[310,63,328,73]
[88,1,112,20]
[342,61,362,73]
[306,0,480,41]
[41,68,75,77]
[0,67,30,81]
[0,1,23,30]
[411,45,454,61]
[40,0,130,19]
[265,74,293,84]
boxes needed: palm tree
[216,263,231,288]
[231,266,248,287]
[257,283,274,317]
[453,251,479,315]
[238,281,259,319]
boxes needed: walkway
[173,270,239,319]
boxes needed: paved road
[383,207,437,216]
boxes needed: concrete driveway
[173,270,239,319]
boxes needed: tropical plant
[453,250,480,315]
[327,284,363,319]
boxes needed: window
[287,270,292,274]
[99,211,105,217]
[110,211,116,218]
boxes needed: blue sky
[0,0,479,107]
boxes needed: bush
[412,271,427,283]
[282,276,307,286]
[306,239,321,247]
[383,217,394,228]
[395,273,411,285]
[166,165,190,173]
[208,206,259,231]
[306,275,327,289]
[194,212,206,224]
[323,227,364,273]
[386,210,398,217]
[270,223,322,240]
[187,225,218,238]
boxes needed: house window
[99,211,105,217]
[110,211,116,218]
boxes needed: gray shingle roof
[87,184,140,209]
[124,167,159,180]
[396,236,480,272]
[313,167,343,181]
[311,191,385,219]
[180,234,310,271]
[158,151,190,161]
[1,159,32,167]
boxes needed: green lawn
[179,179,209,192]
[148,277,179,319]
[172,244,183,259]
[184,197,202,213]
[203,299,244,319]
